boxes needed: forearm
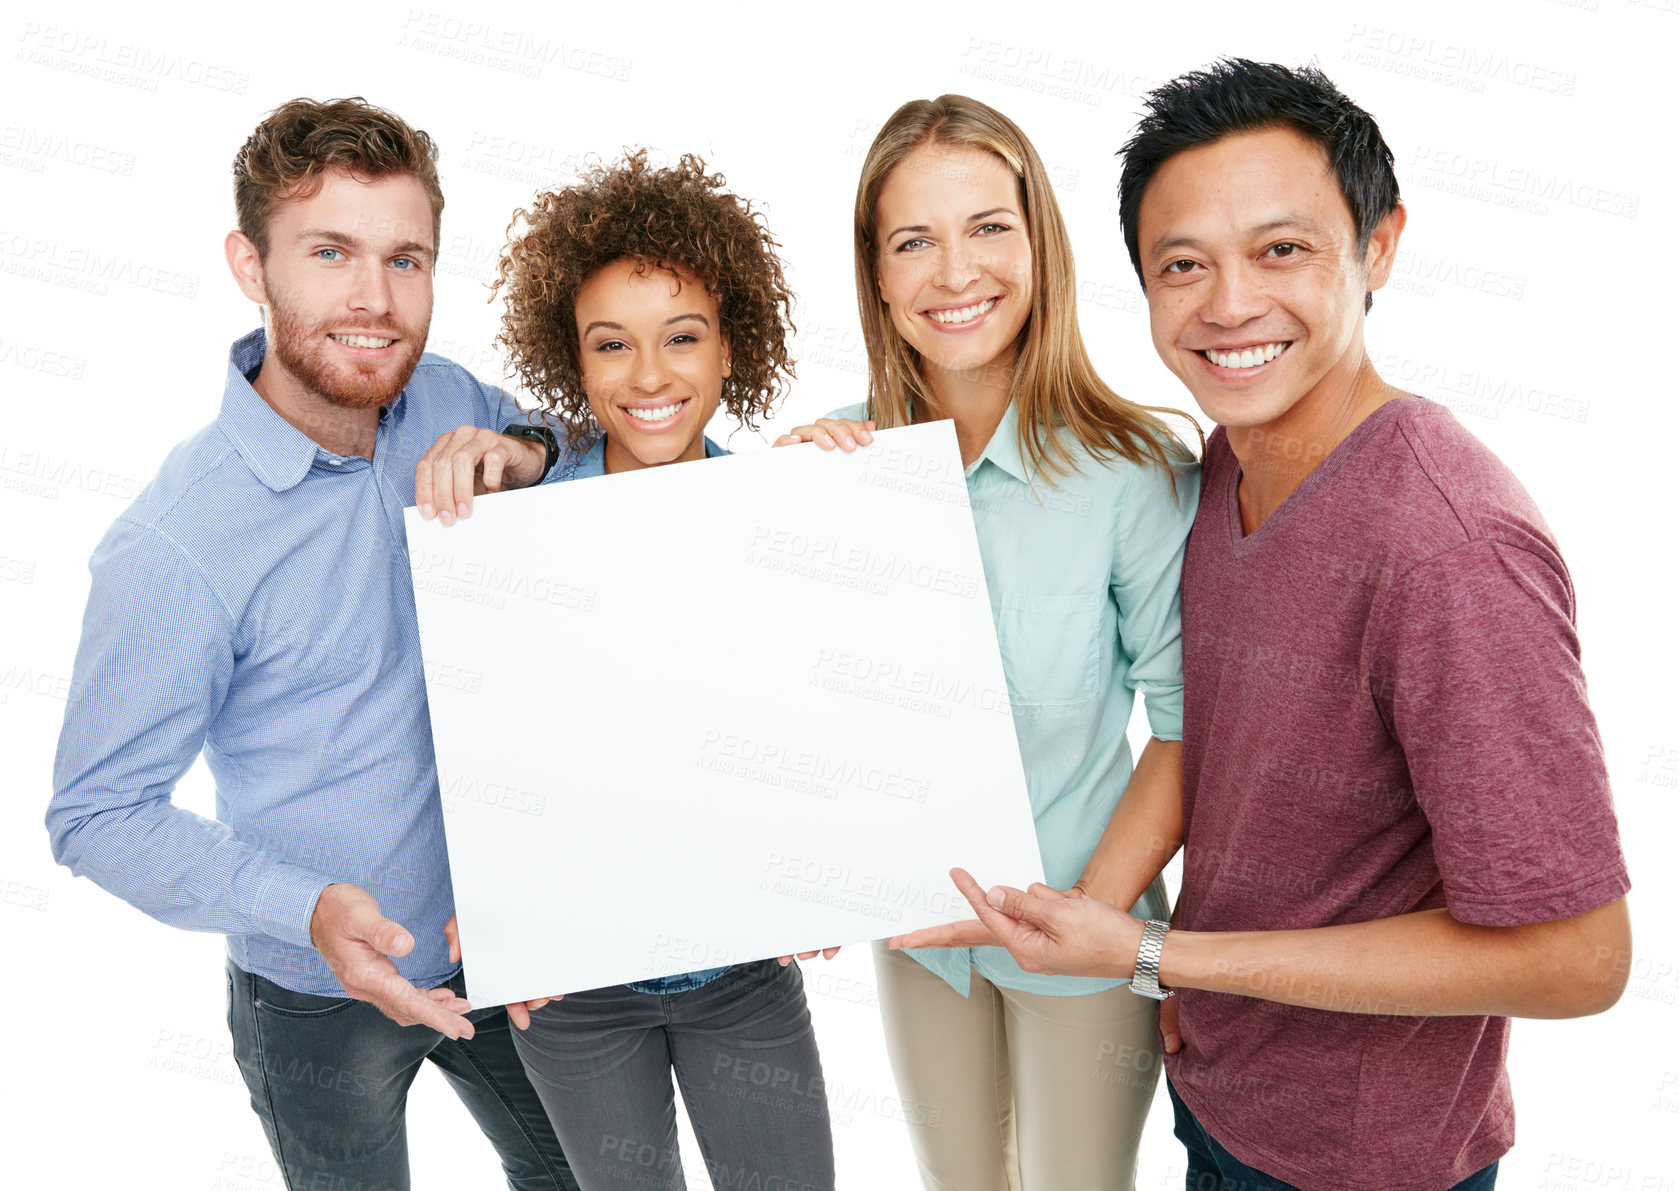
[50,524,335,946]
[504,434,552,488]
[1075,737,1183,908]
[49,793,332,945]
[487,386,560,488]
[1158,896,1631,1019]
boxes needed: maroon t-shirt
[1167,398,1629,1191]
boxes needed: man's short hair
[233,96,443,259]
[1118,59,1400,311]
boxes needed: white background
[2,2,1674,1189]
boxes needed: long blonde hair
[854,95,1197,483]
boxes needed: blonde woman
[778,95,1199,1190]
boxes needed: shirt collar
[967,399,1034,485]
[216,328,406,493]
[563,433,727,481]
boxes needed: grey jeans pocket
[251,972,356,1019]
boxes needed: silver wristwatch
[1130,918,1174,1000]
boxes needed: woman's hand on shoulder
[773,418,876,451]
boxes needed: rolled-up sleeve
[48,518,332,946]
[1110,454,1200,742]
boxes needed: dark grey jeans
[227,959,579,1191]
[512,959,834,1191]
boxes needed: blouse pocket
[994,590,1105,708]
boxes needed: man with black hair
[896,59,1630,1191]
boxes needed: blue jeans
[512,959,834,1191]
[227,959,579,1190]
[1167,1077,1497,1191]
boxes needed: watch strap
[1130,918,1174,1000]
[502,423,560,483]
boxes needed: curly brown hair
[234,96,443,259]
[493,150,796,448]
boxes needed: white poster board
[405,422,1042,1007]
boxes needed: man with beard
[47,98,578,1190]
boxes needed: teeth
[928,298,997,325]
[332,334,393,349]
[1203,342,1289,370]
[625,402,682,423]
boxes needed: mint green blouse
[834,400,1200,996]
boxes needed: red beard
[267,291,429,410]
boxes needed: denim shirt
[831,401,1199,996]
[556,430,731,995]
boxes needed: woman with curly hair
[491,149,793,473]
[778,95,1200,1191]
[421,151,834,1191]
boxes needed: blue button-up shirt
[834,401,1200,996]
[556,431,732,996]
[48,329,559,996]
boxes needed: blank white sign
[405,422,1042,1007]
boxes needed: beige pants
[872,941,1161,1191]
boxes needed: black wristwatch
[501,423,560,483]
